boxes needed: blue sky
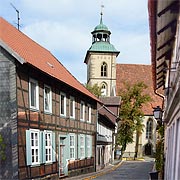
[1,0,150,83]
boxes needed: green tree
[116,82,151,158]
[85,83,101,97]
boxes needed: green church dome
[94,22,109,31]
[88,41,119,53]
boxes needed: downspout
[154,89,165,109]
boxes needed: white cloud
[22,20,90,54]
[1,0,150,83]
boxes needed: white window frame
[70,134,75,159]
[29,78,39,110]
[87,104,91,123]
[80,101,85,121]
[60,92,66,116]
[30,129,40,165]
[44,130,53,163]
[44,84,52,113]
[80,134,85,159]
[69,96,75,119]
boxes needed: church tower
[84,12,119,97]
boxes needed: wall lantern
[153,106,163,121]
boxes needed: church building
[84,12,162,159]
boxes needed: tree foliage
[116,82,151,154]
[85,83,101,97]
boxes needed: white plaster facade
[123,116,157,158]
[96,121,114,170]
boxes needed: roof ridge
[117,63,151,66]
[0,17,52,54]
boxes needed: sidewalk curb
[82,161,124,180]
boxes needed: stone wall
[0,47,18,179]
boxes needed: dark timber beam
[158,1,179,17]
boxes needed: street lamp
[153,106,163,121]
[153,106,163,126]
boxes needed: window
[70,134,75,159]
[45,131,52,163]
[87,104,91,123]
[29,78,39,110]
[44,85,52,113]
[70,96,75,119]
[101,83,107,96]
[80,135,85,159]
[26,129,40,165]
[146,119,153,139]
[80,101,85,121]
[26,129,55,166]
[60,92,66,116]
[101,62,107,77]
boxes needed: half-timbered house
[0,17,100,179]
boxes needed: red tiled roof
[0,17,100,102]
[116,64,163,115]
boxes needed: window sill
[30,163,40,167]
[44,111,52,115]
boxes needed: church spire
[100,4,104,25]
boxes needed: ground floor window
[26,129,55,166]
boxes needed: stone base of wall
[68,166,94,177]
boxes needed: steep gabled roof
[0,17,100,102]
[116,64,163,115]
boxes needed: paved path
[94,161,154,180]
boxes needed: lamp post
[149,106,163,180]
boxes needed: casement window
[101,62,107,77]
[80,101,85,121]
[78,134,85,159]
[60,92,66,116]
[87,104,91,123]
[44,85,52,113]
[69,134,75,159]
[26,129,40,165]
[69,96,75,119]
[29,78,39,110]
[86,135,92,158]
[45,131,52,163]
[26,129,55,166]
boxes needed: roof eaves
[0,40,26,64]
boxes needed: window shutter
[78,134,81,159]
[90,135,92,157]
[85,135,88,158]
[52,132,56,162]
[40,131,45,163]
[75,134,77,159]
[26,130,32,165]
